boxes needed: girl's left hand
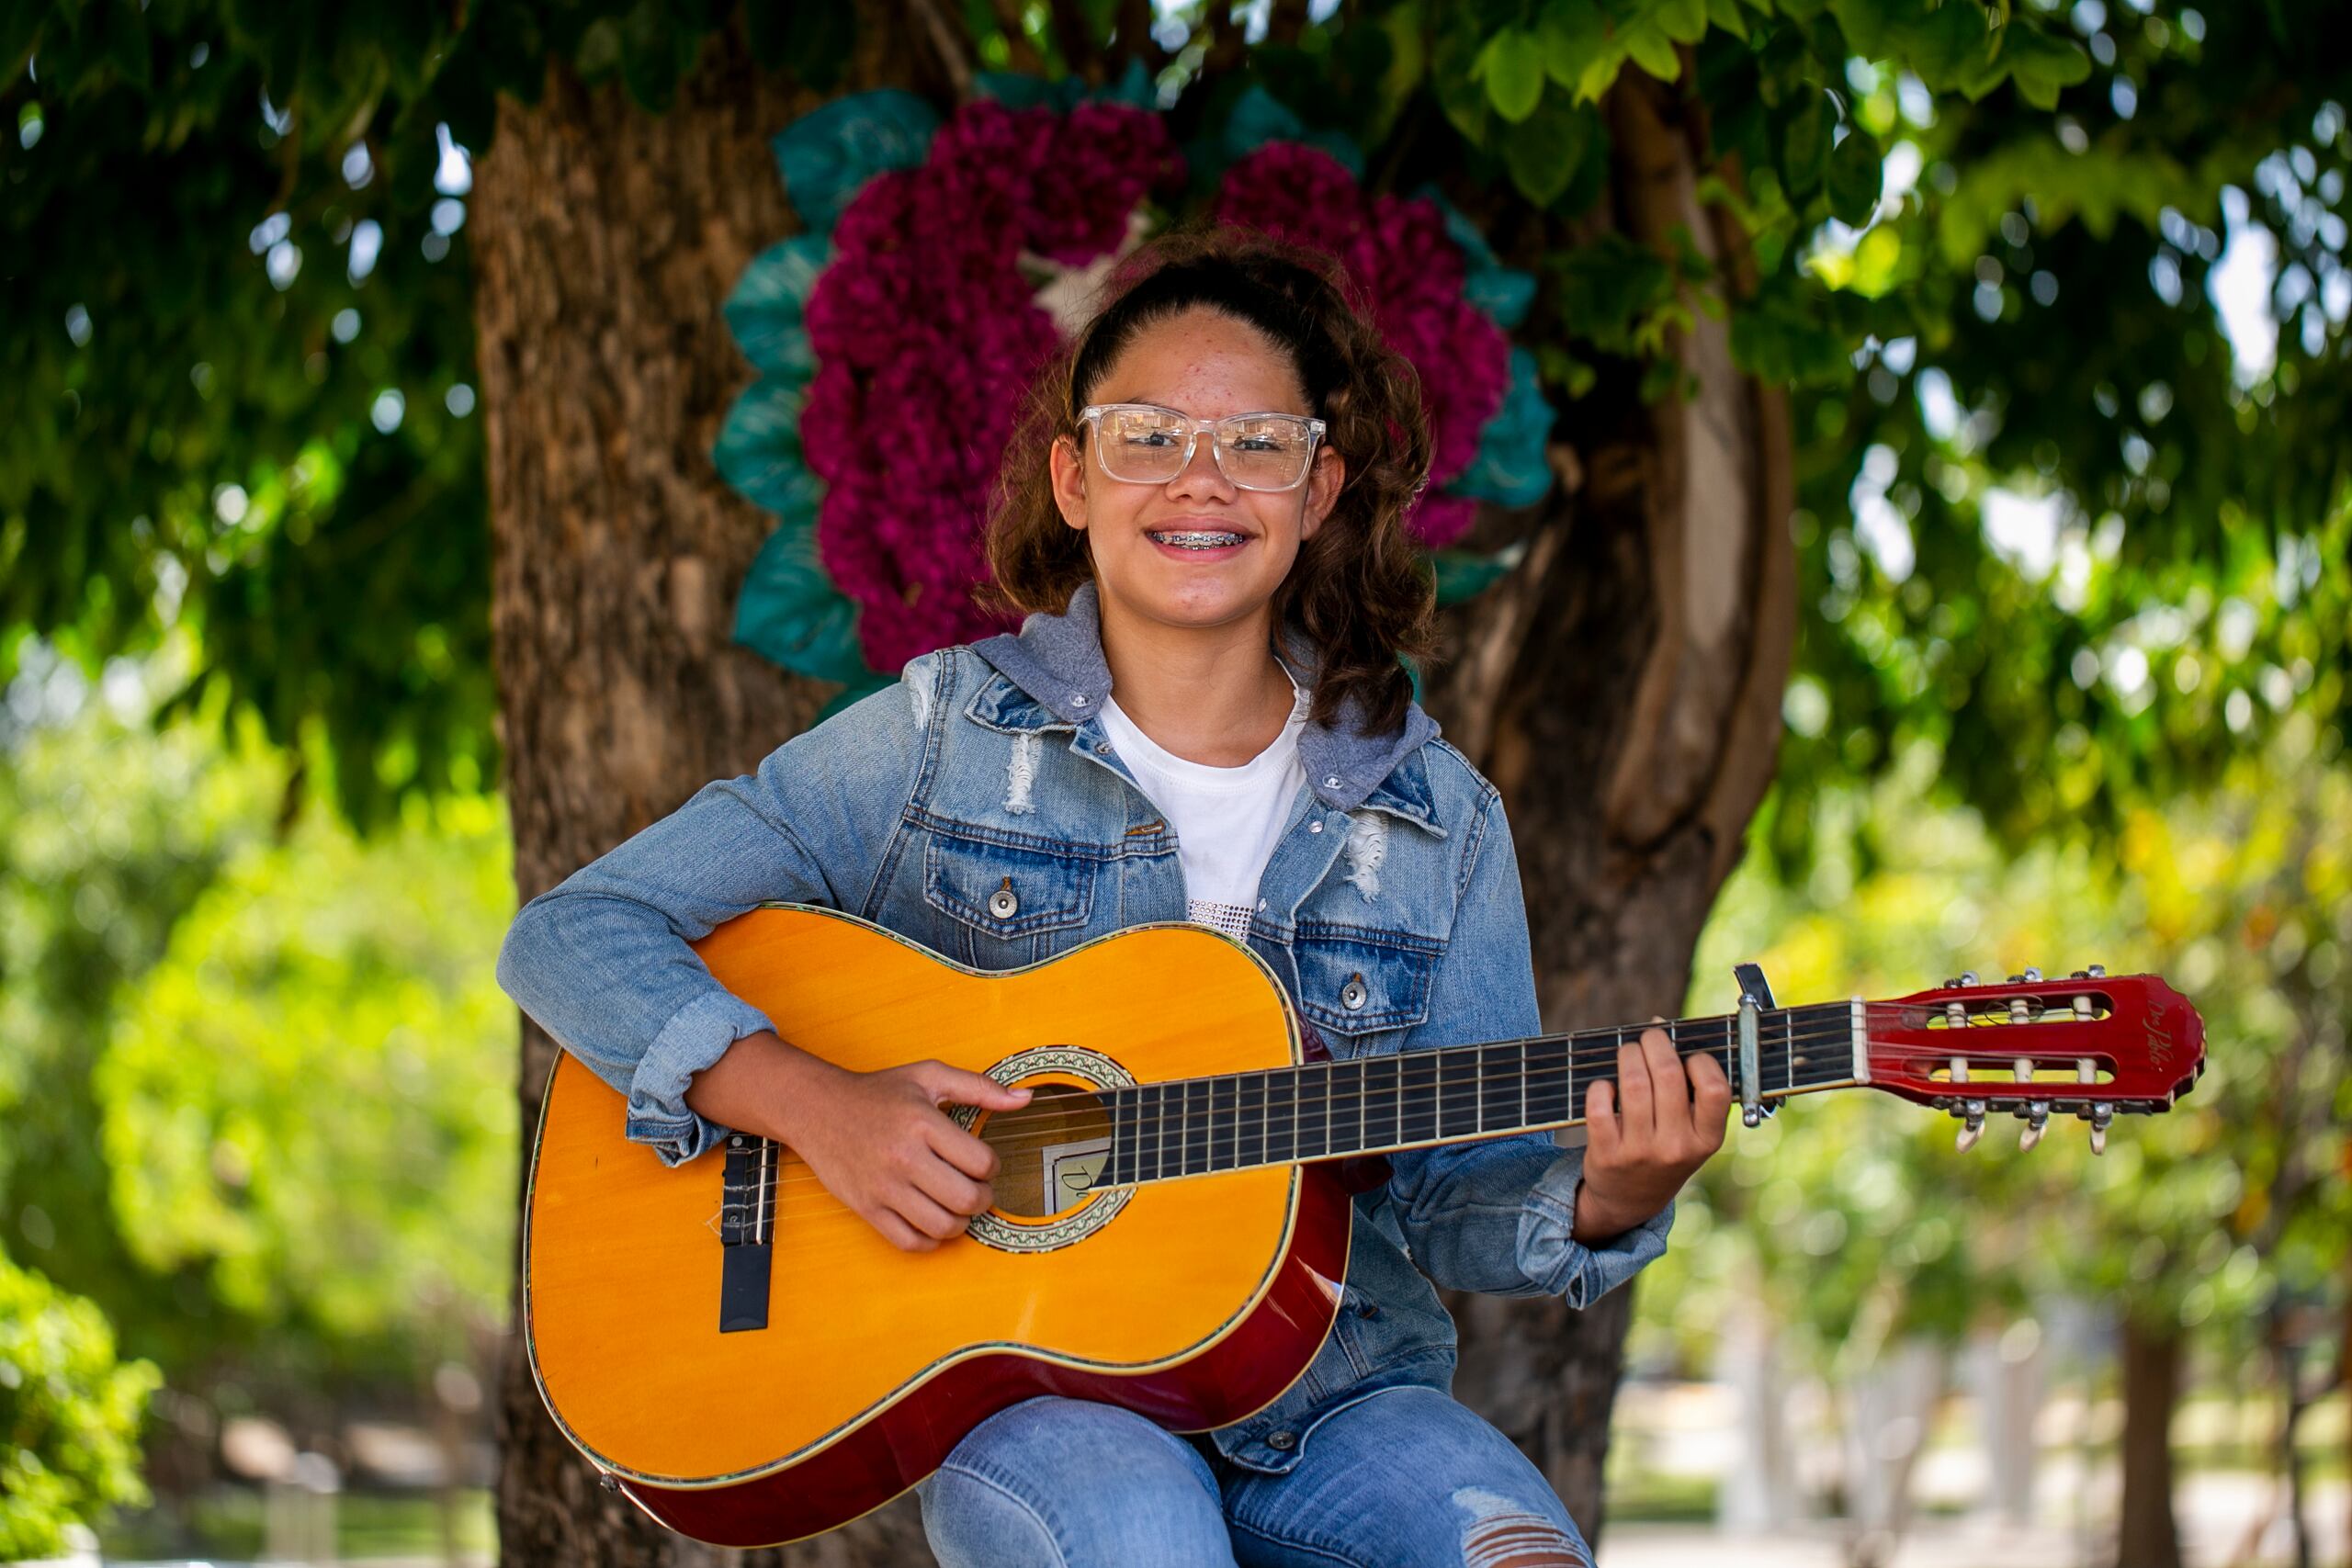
[1572,1023,1731,1241]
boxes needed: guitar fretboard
[1093,1001,1857,1185]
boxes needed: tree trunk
[2115,1314,2184,1568]
[470,14,943,1566]
[470,18,1792,1566]
[1426,71,1795,1543]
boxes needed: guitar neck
[1095,1001,1863,1187]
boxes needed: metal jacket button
[1340,974,1368,1010]
[988,882,1019,919]
[1266,1430,1297,1451]
[1309,820,1323,833]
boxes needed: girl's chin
[1105,574,1276,627]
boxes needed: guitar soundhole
[977,1082,1111,1219]
[946,1046,1136,1253]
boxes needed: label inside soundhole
[982,1081,1108,1217]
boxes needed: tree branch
[983,0,1047,73]
[1046,0,1104,81]
[1111,0,1171,74]
[905,0,978,99]
[1204,1,1249,75]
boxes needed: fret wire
[1299,1057,1329,1159]
[1239,1068,1263,1169]
[1261,1066,1298,1166]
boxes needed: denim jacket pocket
[922,829,1098,966]
[1290,920,1444,1041]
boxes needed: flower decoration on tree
[716,75,1555,705]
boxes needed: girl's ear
[1049,433,1090,531]
[1298,446,1345,543]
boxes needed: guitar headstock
[1860,966,2206,1153]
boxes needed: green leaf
[1432,22,1493,145]
[1540,0,1608,87]
[1826,126,1883,227]
[1705,0,1750,40]
[1505,92,1597,207]
[1623,17,1684,82]
[749,4,856,91]
[1451,350,1557,507]
[1430,540,1531,605]
[1654,0,1711,45]
[1781,87,1829,195]
[734,519,871,685]
[713,378,824,520]
[616,0,681,115]
[723,234,830,379]
[1481,28,1549,123]
[773,90,942,231]
[2004,25,2093,110]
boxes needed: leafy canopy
[2,0,2346,852]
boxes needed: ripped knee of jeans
[1452,1485,1590,1568]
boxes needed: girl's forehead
[1094,309,1309,412]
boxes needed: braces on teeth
[1150,530,1246,548]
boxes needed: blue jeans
[917,1388,1592,1567]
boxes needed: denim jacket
[496,580,1672,1474]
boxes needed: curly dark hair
[980,225,1438,738]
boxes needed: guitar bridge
[718,1134,779,1333]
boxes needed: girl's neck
[1096,596,1300,767]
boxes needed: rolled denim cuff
[1517,1149,1675,1308]
[621,988,777,1168]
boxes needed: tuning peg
[1958,971,1981,987]
[2088,1102,2113,1156]
[2022,966,2043,982]
[1956,1100,1987,1152]
[2086,964,2106,978]
[2019,1100,2051,1151]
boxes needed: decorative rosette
[715,75,1554,705]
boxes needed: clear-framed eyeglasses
[1077,403,1328,492]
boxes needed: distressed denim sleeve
[1381,788,1675,1305]
[495,652,943,1168]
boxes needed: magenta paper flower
[1213,142,1511,548]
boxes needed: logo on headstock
[2144,1011,2176,1071]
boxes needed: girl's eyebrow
[1104,400,1311,420]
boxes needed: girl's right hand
[775,1053,1032,1252]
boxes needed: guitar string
[754,999,2097,1149]
[694,1029,2144,1264]
[698,1009,2120,1200]
[689,1012,2122,1199]
[695,1024,2117,1194]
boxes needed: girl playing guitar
[498,226,1732,1565]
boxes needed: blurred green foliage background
[2,0,2347,1560]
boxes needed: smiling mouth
[1148,529,1248,549]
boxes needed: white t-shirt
[1096,672,1308,942]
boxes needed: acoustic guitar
[520,903,2205,1546]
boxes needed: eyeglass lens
[1095,408,1315,490]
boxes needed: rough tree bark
[470,17,1792,1565]
[469,16,942,1565]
